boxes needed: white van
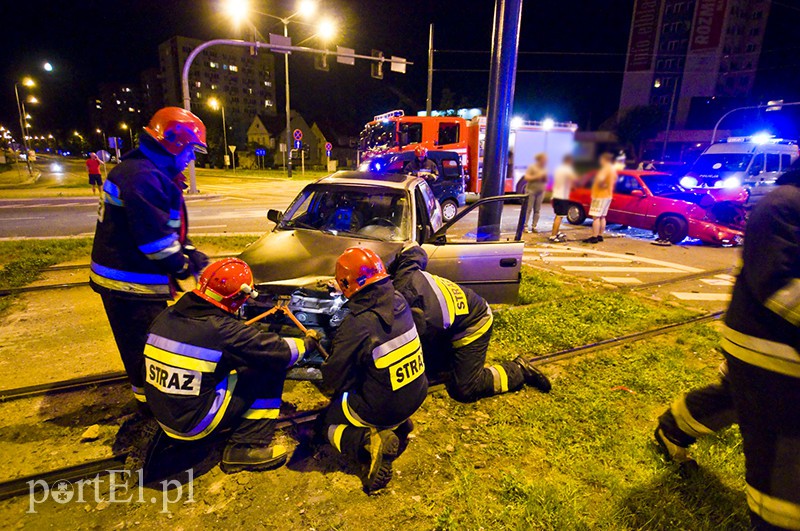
[681,136,799,206]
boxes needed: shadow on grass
[616,466,748,530]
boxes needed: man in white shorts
[583,152,616,244]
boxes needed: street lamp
[224,0,323,178]
[14,77,37,175]
[96,128,107,151]
[208,97,230,170]
[120,123,134,149]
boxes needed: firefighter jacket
[722,184,800,378]
[404,157,439,177]
[90,136,193,300]
[391,245,493,351]
[143,292,305,440]
[321,278,428,427]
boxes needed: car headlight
[680,176,698,188]
[50,163,62,172]
[722,177,741,188]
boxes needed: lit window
[265,100,273,107]
[211,84,217,90]
[248,88,253,94]
[264,81,272,87]
[196,92,201,99]
[128,107,135,112]
[195,81,201,87]
[223,64,229,70]
[230,65,238,72]
[96,105,101,109]
[116,100,121,105]
[210,62,219,68]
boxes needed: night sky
[3,0,800,138]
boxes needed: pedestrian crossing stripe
[525,246,704,273]
[601,277,642,284]
[670,292,732,301]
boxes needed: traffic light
[314,53,330,72]
[371,49,384,80]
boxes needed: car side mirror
[267,209,283,224]
[631,189,645,197]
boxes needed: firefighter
[719,170,800,530]
[144,258,313,473]
[654,362,736,468]
[322,247,428,493]
[391,245,551,402]
[90,107,209,405]
[403,146,439,179]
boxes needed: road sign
[325,142,332,151]
[337,46,355,66]
[293,129,303,141]
[294,140,302,150]
[255,148,266,156]
[228,145,236,153]
[96,150,111,163]
[108,137,122,149]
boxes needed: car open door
[421,194,527,304]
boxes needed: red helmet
[144,107,208,156]
[335,247,388,298]
[193,258,258,313]
[414,145,428,158]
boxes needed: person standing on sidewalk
[583,152,616,244]
[523,152,548,233]
[86,153,103,195]
[549,154,577,243]
[90,107,209,406]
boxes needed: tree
[614,105,664,161]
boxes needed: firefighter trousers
[447,328,525,402]
[657,366,737,447]
[725,352,800,531]
[100,293,166,402]
[159,367,286,446]
[324,393,410,462]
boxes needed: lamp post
[14,77,35,175]
[120,123,134,149]
[96,128,107,151]
[711,101,800,144]
[208,97,229,169]
[224,0,324,179]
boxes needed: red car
[566,170,746,245]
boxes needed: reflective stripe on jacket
[90,146,189,300]
[724,185,800,375]
[321,278,428,427]
[144,292,303,438]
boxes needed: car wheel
[656,215,688,244]
[566,204,587,225]
[440,199,459,222]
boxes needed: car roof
[315,170,422,191]
[619,170,672,177]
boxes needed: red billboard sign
[690,0,728,51]
[626,0,662,72]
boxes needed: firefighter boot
[654,427,698,471]
[514,356,552,393]
[394,419,414,457]
[361,428,400,493]
[221,442,288,474]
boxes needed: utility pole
[426,24,434,116]
[661,77,679,160]
[478,0,523,240]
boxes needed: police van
[681,136,799,206]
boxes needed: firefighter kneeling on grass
[143,258,314,473]
[321,248,428,493]
[391,244,551,401]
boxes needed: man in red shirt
[86,153,103,195]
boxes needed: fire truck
[358,110,578,194]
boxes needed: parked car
[680,136,799,207]
[238,170,527,365]
[566,170,746,245]
[358,150,467,222]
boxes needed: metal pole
[15,86,33,177]
[478,0,523,240]
[426,24,434,116]
[221,105,228,169]
[284,22,293,179]
[662,77,679,159]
